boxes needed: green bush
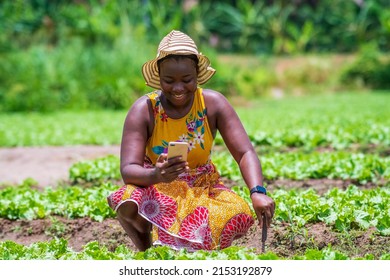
[1,0,389,54]
[0,35,151,112]
[1,0,390,111]
[341,45,390,89]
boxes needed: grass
[0,91,389,147]
[0,110,124,146]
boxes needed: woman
[107,30,275,251]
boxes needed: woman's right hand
[155,153,189,183]
[251,193,275,228]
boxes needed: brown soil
[0,145,389,259]
[0,145,120,188]
[1,216,388,259]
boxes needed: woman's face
[159,57,198,108]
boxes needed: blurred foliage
[0,0,389,112]
[341,44,390,89]
[0,38,149,111]
[1,0,389,53]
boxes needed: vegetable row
[1,238,389,260]
[68,152,390,184]
[1,183,389,235]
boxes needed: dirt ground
[0,145,389,259]
[0,145,120,187]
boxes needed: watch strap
[250,185,267,196]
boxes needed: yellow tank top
[145,88,213,169]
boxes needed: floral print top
[145,88,214,169]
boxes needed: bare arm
[120,96,188,186]
[120,96,156,186]
[206,90,262,188]
[204,89,275,227]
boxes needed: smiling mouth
[172,94,185,99]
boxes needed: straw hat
[142,30,216,89]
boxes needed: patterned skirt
[107,163,254,251]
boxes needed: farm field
[0,92,389,260]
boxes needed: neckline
[157,89,198,120]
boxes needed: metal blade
[261,215,267,253]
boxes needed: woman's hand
[251,193,275,228]
[155,153,189,183]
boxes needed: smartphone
[167,142,189,161]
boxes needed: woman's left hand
[251,194,275,228]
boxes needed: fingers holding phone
[167,142,189,174]
[157,142,189,182]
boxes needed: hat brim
[142,51,216,89]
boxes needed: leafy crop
[68,152,390,184]
[0,182,117,222]
[214,151,390,183]
[69,155,120,184]
[232,185,390,235]
[1,238,389,260]
[1,181,389,235]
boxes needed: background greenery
[1,92,389,147]
[2,0,389,53]
[1,1,389,260]
[1,0,389,112]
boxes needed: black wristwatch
[250,185,267,196]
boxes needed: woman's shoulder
[123,94,155,133]
[131,90,161,108]
[202,88,224,99]
[126,93,155,121]
[202,88,231,110]
[130,94,150,110]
